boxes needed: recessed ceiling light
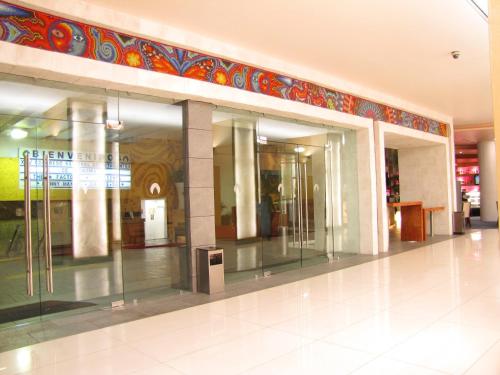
[10,128,28,140]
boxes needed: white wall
[478,141,498,221]
[399,145,452,235]
[356,127,378,254]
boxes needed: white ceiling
[85,0,492,126]
[454,125,495,144]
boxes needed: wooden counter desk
[387,201,424,242]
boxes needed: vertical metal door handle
[23,152,33,296]
[43,154,54,293]
[296,160,303,246]
[304,163,309,247]
[292,175,296,246]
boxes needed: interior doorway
[376,121,453,253]
[142,199,167,241]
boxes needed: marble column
[479,141,498,222]
[69,100,108,258]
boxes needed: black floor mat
[0,300,96,324]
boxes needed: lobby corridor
[1,230,500,374]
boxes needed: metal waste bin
[453,211,465,234]
[197,247,224,294]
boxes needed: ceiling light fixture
[10,128,28,140]
[106,120,124,130]
[294,146,305,153]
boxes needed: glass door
[259,141,333,275]
[259,141,301,274]
[36,114,124,319]
[0,116,43,326]
[297,144,334,266]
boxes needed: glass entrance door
[259,142,301,274]
[37,115,125,318]
[0,117,43,325]
[259,141,332,275]
[0,113,125,327]
[0,74,188,340]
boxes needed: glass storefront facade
[0,72,363,329]
[0,74,187,326]
[212,109,361,283]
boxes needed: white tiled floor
[1,229,500,374]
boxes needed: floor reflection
[219,236,359,284]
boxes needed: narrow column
[478,141,498,222]
[182,101,215,292]
[488,2,500,228]
[70,100,108,258]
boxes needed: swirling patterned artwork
[0,1,448,136]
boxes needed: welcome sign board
[18,149,131,189]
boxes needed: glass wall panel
[212,111,262,283]
[0,73,187,329]
[116,94,187,301]
[213,108,361,281]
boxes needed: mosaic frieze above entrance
[0,1,447,136]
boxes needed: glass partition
[0,73,187,328]
[213,112,262,282]
[213,108,361,282]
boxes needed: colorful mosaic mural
[0,1,448,136]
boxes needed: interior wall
[374,122,389,252]
[356,127,378,254]
[398,145,452,235]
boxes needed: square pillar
[182,101,215,292]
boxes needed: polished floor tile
[1,229,500,374]
[386,321,500,374]
[240,341,375,375]
[351,357,446,375]
[165,328,311,375]
[464,338,500,374]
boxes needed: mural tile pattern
[0,1,448,136]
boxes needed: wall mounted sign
[18,148,131,189]
[0,1,448,137]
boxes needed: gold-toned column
[488,0,500,228]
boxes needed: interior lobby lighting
[257,135,267,144]
[294,146,305,153]
[106,119,124,130]
[10,128,28,139]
